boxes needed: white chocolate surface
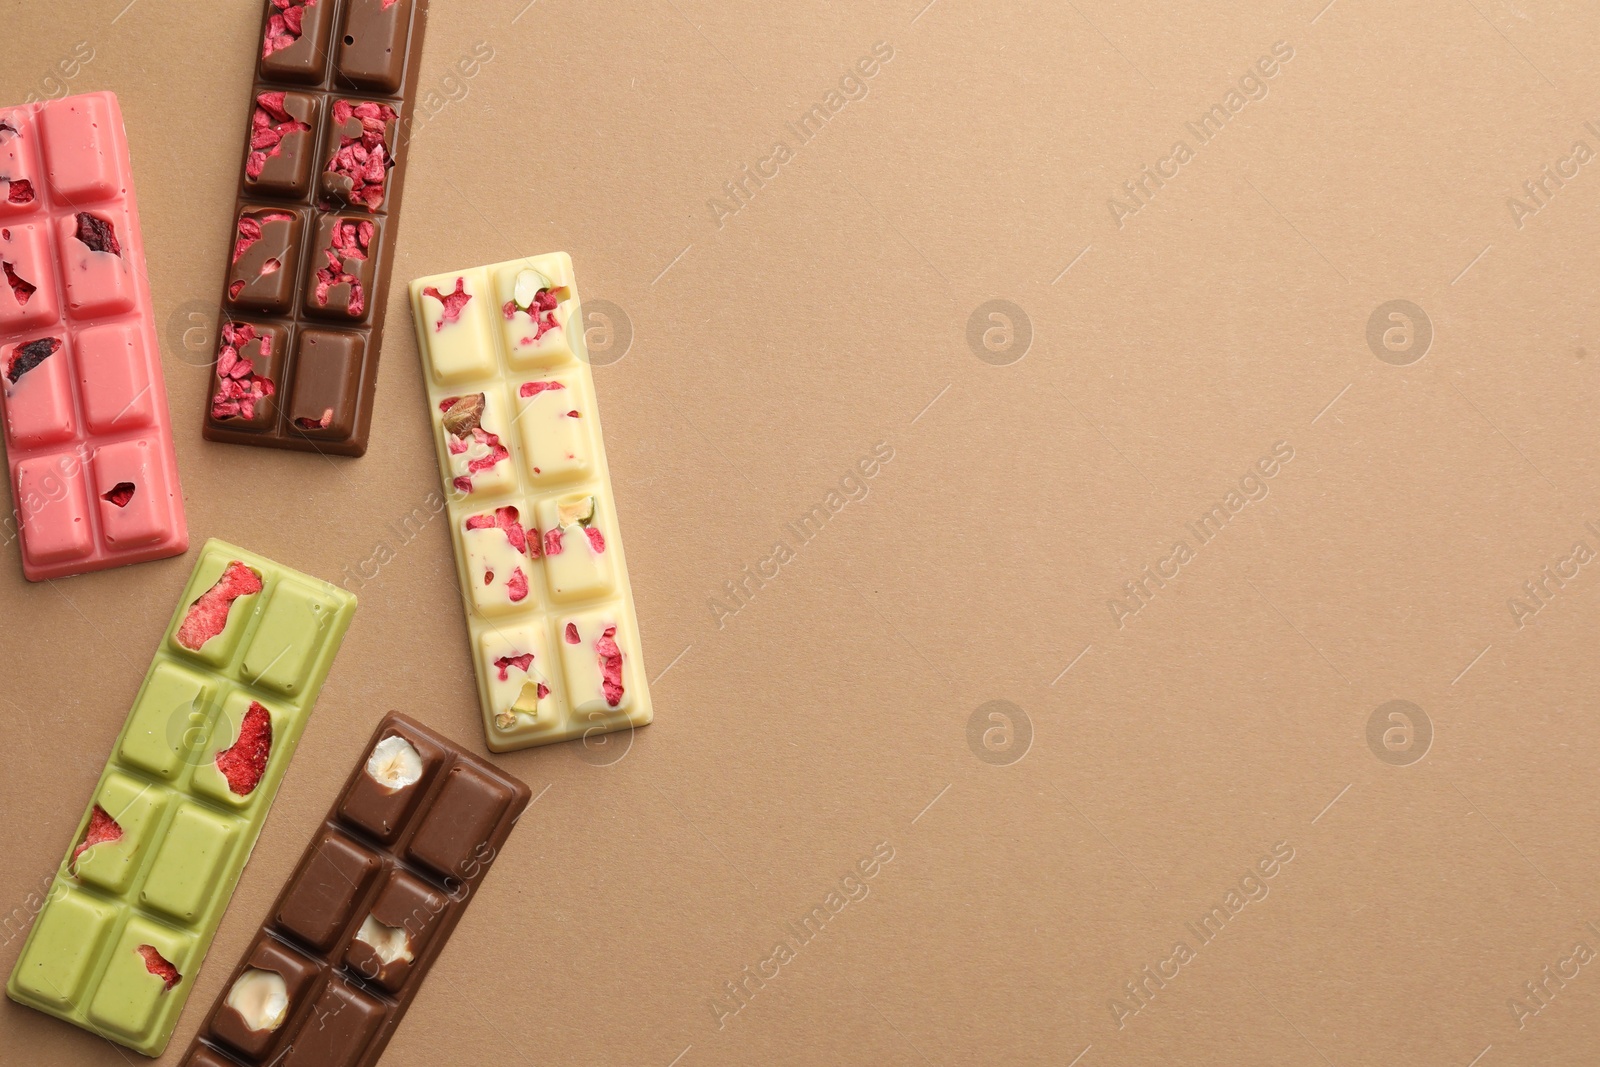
[409,254,652,751]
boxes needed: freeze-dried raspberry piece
[465,506,530,554]
[138,945,181,991]
[176,561,264,650]
[543,527,563,556]
[504,285,563,345]
[247,92,311,180]
[74,212,120,256]
[294,408,333,430]
[215,702,272,796]
[102,482,135,507]
[506,568,529,602]
[7,337,59,382]
[494,653,533,680]
[597,626,624,706]
[70,805,123,870]
[565,622,579,644]
[440,394,510,492]
[422,277,471,330]
[325,100,398,211]
[585,527,606,553]
[263,0,316,58]
[3,259,35,304]
[313,219,372,315]
[212,323,277,421]
[232,212,294,264]
[518,380,564,399]
[466,440,509,475]
[6,179,32,205]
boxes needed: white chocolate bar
[409,254,651,751]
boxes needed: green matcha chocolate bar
[6,539,357,1056]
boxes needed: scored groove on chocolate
[202,0,430,457]
[178,713,530,1067]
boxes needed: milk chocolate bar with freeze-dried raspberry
[203,0,429,456]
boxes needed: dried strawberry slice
[102,482,136,507]
[74,212,120,256]
[176,561,263,650]
[215,702,272,796]
[2,260,35,305]
[137,945,181,990]
[70,805,123,870]
[7,337,59,382]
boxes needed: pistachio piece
[441,393,485,437]
[513,269,554,312]
[512,681,542,715]
[558,495,596,529]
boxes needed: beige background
[4,0,1600,1064]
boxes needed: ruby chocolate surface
[177,713,529,1067]
[0,91,187,580]
[203,0,430,456]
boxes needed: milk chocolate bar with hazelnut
[5,540,358,1056]
[202,0,430,456]
[177,713,530,1067]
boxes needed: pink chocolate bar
[0,92,186,580]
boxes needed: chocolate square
[335,723,446,845]
[287,328,363,440]
[335,0,413,94]
[226,208,304,315]
[207,321,287,434]
[257,0,335,86]
[274,830,379,954]
[278,980,385,1067]
[243,91,319,200]
[405,764,516,882]
[210,937,321,1063]
[341,869,450,994]
[301,215,383,323]
[316,99,400,213]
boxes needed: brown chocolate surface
[202,0,430,456]
[179,713,528,1067]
